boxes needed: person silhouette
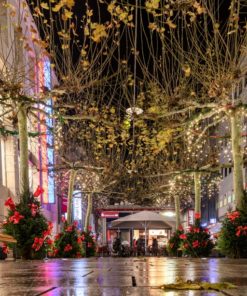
[152,238,158,256]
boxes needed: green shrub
[218,209,247,258]
[180,213,214,257]
[82,228,96,257]
[167,225,184,256]
[3,189,52,259]
[52,220,85,258]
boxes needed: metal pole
[144,221,147,255]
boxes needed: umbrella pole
[144,221,147,255]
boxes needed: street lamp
[126,107,143,116]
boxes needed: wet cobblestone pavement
[0,257,247,296]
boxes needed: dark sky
[27,0,247,87]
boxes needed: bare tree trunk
[84,193,93,232]
[17,105,29,196]
[67,169,77,224]
[230,111,244,210]
[194,171,201,214]
[174,195,181,229]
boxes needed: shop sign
[188,209,194,225]
[101,211,119,218]
[149,229,167,236]
[73,197,82,221]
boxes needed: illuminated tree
[0,1,55,196]
[137,0,247,212]
[162,0,247,211]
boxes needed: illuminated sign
[187,209,194,226]
[149,229,167,236]
[210,218,216,224]
[44,61,55,203]
[73,197,82,221]
[38,60,55,203]
[101,211,119,218]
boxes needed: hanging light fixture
[126,106,143,116]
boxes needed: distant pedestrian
[132,239,137,256]
[137,237,144,256]
[152,238,158,256]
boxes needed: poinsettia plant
[82,226,96,257]
[180,213,214,257]
[52,219,85,258]
[218,208,247,258]
[167,225,184,256]
[3,187,52,259]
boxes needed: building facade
[0,0,58,229]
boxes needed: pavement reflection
[0,257,246,295]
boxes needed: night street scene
[0,0,247,295]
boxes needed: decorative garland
[0,127,52,138]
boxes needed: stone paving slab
[0,258,246,295]
[43,287,223,296]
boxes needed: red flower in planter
[236,226,247,237]
[227,211,240,222]
[88,225,92,231]
[43,221,53,237]
[87,242,92,248]
[38,238,44,246]
[195,213,201,220]
[77,237,82,244]
[61,216,66,223]
[46,238,53,245]
[5,197,16,211]
[55,233,62,241]
[179,234,187,240]
[236,227,242,237]
[33,186,44,197]
[81,235,85,241]
[178,225,184,231]
[32,237,44,251]
[194,228,200,233]
[64,244,73,252]
[47,221,53,230]
[9,211,24,224]
[73,221,78,227]
[33,237,40,244]
[29,203,38,217]
[53,248,59,256]
[192,240,200,248]
[43,229,50,238]
[65,226,73,232]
